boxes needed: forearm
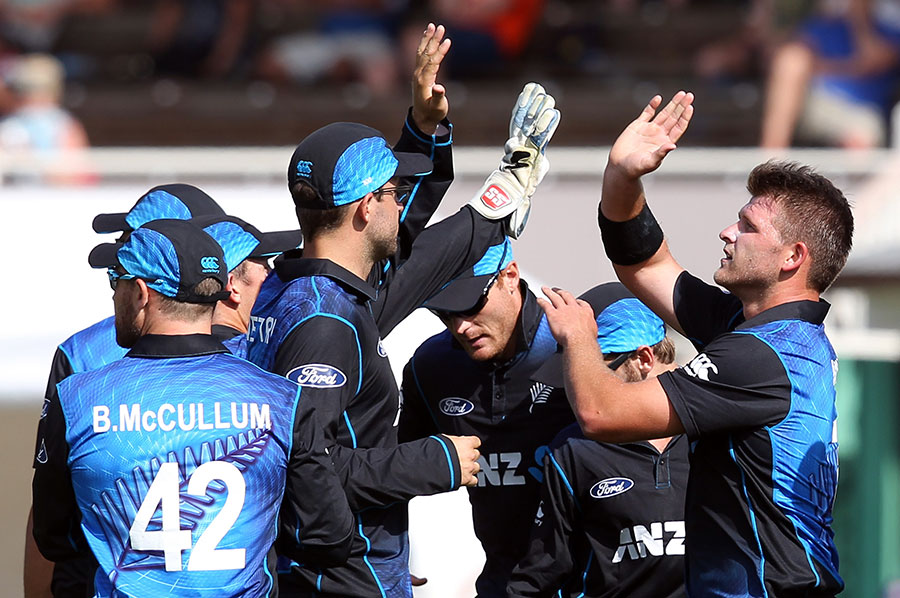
[600,163,647,221]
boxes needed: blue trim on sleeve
[356,516,387,598]
[577,550,594,598]
[343,411,359,448]
[548,452,575,497]
[729,435,769,598]
[429,434,455,489]
[317,573,323,591]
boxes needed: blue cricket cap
[422,238,514,313]
[532,282,666,387]
[92,183,225,233]
[191,215,302,272]
[288,122,433,209]
[88,219,229,304]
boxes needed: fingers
[541,285,578,308]
[531,108,561,153]
[653,91,694,140]
[510,82,546,137]
[637,95,662,123]
[414,23,450,82]
[415,22,435,57]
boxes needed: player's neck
[302,235,374,281]
[738,283,819,321]
[212,306,248,335]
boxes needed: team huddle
[28,22,853,598]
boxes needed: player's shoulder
[208,351,300,393]
[410,329,462,369]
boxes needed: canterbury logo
[295,160,312,177]
[200,256,219,272]
[481,185,511,210]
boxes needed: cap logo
[481,185,511,210]
[200,256,220,273]
[295,160,313,178]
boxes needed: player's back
[57,348,302,597]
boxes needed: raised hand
[607,91,694,179]
[411,23,451,135]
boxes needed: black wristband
[598,201,664,266]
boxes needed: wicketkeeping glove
[468,82,561,238]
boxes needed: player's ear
[224,272,241,307]
[635,345,654,377]
[133,278,150,310]
[501,261,520,293]
[356,193,377,225]
[782,241,809,274]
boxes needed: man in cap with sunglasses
[32,219,355,598]
[398,239,579,596]
[507,283,688,598]
[246,24,560,598]
[26,182,227,598]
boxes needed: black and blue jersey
[507,424,688,598]
[247,113,506,598]
[656,272,842,597]
[32,333,354,598]
[399,288,577,597]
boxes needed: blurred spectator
[0,53,93,182]
[255,0,401,96]
[149,0,255,78]
[760,0,900,148]
[0,0,115,53]
[401,0,545,79]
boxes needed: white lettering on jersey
[612,521,685,563]
[93,403,272,433]
[248,315,277,344]
[478,452,526,487]
[682,353,718,381]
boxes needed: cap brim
[393,151,433,178]
[423,274,494,313]
[531,352,565,388]
[253,229,303,258]
[92,212,130,234]
[88,242,123,268]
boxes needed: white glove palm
[469,82,561,238]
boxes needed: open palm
[609,92,694,178]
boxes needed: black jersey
[507,424,688,598]
[657,272,842,597]
[399,288,577,597]
[247,114,506,598]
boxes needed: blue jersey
[658,272,842,597]
[33,334,353,598]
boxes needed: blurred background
[3,0,900,596]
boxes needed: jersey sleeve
[507,447,578,597]
[371,206,506,333]
[278,386,355,568]
[274,315,462,511]
[390,110,454,258]
[673,271,745,350]
[658,331,793,438]
[397,356,440,443]
[31,382,88,562]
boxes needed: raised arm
[411,23,451,136]
[599,92,694,334]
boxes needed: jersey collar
[735,298,830,331]
[127,333,229,358]
[273,251,378,302]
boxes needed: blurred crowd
[2,0,900,152]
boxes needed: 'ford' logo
[439,398,475,417]
[590,477,634,499]
[287,364,347,388]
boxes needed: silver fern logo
[89,428,270,583]
[529,382,553,413]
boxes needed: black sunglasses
[432,269,502,320]
[606,350,637,371]
[107,267,135,291]
[374,184,413,206]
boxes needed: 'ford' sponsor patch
[439,397,475,417]
[287,364,347,388]
[590,477,634,499]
